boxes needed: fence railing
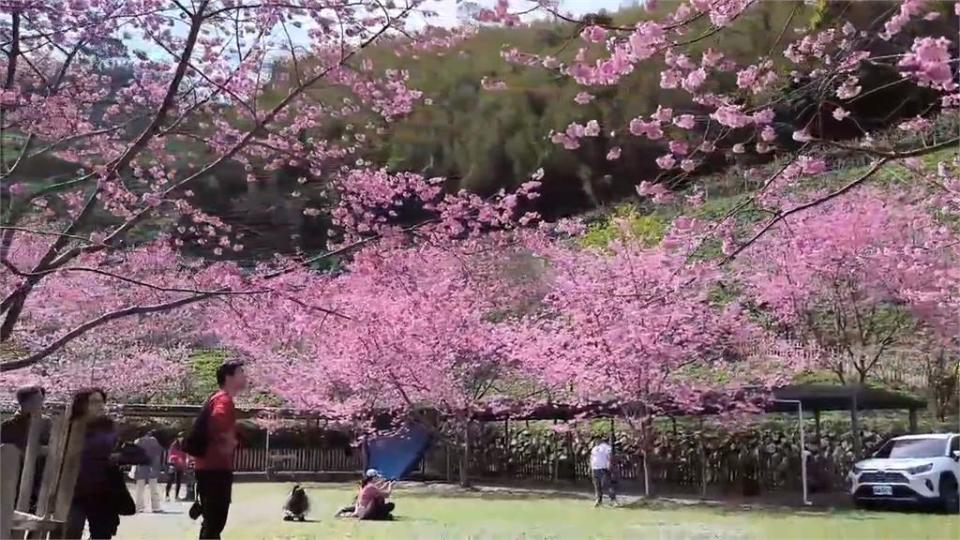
[160,447,363,473]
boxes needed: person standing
[0,385,51,513]
[192,360,247,540]
[590,439,617,507]
[166,432,188,501]
[132,430,164,513]
[65,388,134,540]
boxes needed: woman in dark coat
[64,388,127,539]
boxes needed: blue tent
[364,425,433,480]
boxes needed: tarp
[364,425,433,480]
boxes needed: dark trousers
[65,499,120,539]
[592,468,616,503]
[166,466,184,498]
[196,470,232,539]
[358,500,395,521]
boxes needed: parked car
[848,433,959,512]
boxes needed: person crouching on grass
[282,484,310,521]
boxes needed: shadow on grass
[617,498,948,521]
[400,489,588,502]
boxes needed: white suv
[848,433,959,512]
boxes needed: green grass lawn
[115,483,958,540]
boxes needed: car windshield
[873,438,946,459]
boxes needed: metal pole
[774,399,811,506]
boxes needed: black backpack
[183,399,213,457]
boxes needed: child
[283,484,310,521]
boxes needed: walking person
[188,360,247,540]
[166,432,188,501]
[590,439,617,507]
[132,430,164,513]
[65,388,140,540]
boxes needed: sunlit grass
[115,482,959,540]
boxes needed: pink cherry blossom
[673,115,696,129]
[629,117,664,140]
[832,107,851,121]
[656,154,677,170]
[636,181,674,204]
[574,91,595,105]
[669,140,689,155]
[899,37,958,91]
[710,105,753,128]
[581,25,607,44]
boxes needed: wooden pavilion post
[264,429,271,478]
[850,393,861,460]
[459,420,471,488]
[699,417,707,499]
[361,435,368,472]
[1,445,19,539]
[908,408,918,433]
[52,404,86,533]
[445,439,452,482]
[15,412,43,512]
[608,417,615,449]
[813,409,821,445]
[503,418,510,477]
[34,410,70,520]
[551,419,559,483]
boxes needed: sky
[128,0,637,62]
[424,0,635,28]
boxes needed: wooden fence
[422,443,824,493]
[161,447,363,473]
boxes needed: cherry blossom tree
[0,232,224,399]
[737,188,960,384]
[210,226,547,484]
[483,0,959,249]
[0,0,479,373]
[502,222,808,493]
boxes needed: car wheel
[939,476,959,514]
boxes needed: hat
[364,468,381,479]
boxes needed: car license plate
[872,485,893,496]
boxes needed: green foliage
[793,369,842,385]
[188,348,229,399]
[808,0,830,30]
[261,2,814,215]
[579,205,668,249]
[706,282,740,306]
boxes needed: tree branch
[0,8,21,174]
[0,292,216,372]
[722,159,889,263]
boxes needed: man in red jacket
[194,360,247,539]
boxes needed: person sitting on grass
[282,484,310,521]
[334,471,367,518]
[335,469,395,520]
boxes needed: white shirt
[590,442,612,470]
